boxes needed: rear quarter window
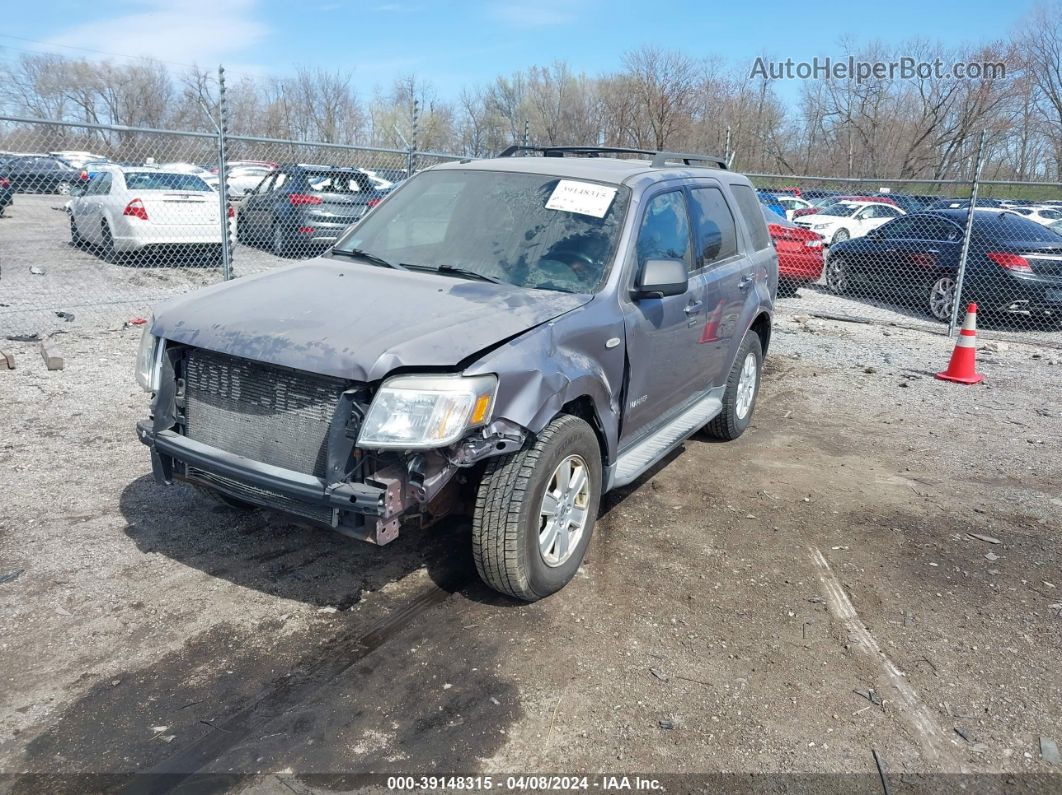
[730,184,772,251]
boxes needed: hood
[153,258,591,381]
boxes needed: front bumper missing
[137,420,405,544]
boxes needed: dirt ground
[1,313,1060,792]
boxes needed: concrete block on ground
[40,341,63,370]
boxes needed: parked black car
[0,155,81,195]
[926,197,1004,210]
[237,164,386,257]
[889,194,938,214]
[826,209,1062,323]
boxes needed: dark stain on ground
[12,477,523,792]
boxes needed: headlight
[358,374,498,449]
[135,321,162,392]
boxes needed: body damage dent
[465,299,625,463]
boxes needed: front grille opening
[187,467,336,526]
[183,348,347,477]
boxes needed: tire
[831,228,850,244]
[56,181,72,196]
[271,222,289,258]
[100,220,117,262]
[69,214,83,247]
[473,414,602,601]
[927,274,956,323]
[705,331,763,441]
[826,254,853,295]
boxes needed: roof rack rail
[496,145,727,170]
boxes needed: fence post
[216,65,233,281]
[949,129,988,336]
[406,98,419,179]
[523,119,529,148]
[724,126,731,165]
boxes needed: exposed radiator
[183,348,347,477]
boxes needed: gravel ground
[1,312,1060,791]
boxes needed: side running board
[612,394,723,488]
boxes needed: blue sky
[0,0,1042,100]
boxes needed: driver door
[620,188,708,446]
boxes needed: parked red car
[764,209,824,295]
[792,194,898,218]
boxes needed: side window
[688,187,739,268]
[879,217,917,238]
[97,174,112,195]
[729,184,772,251]
[255,173,280,194]
[83,173,104,195]
[635,191,692,272]
[272,172,288,192]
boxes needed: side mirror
[634,258,688,299]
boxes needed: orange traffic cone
[935,303,984,385]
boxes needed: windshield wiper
[330,247,404,270]
[407,264,502,283]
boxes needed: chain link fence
[3,115,1060,347]
[749,162,1062,345]
[0,115,462,336]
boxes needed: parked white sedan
[793,200,905,244]
[774,194,813,220]
[1002,205,1062,226]
[69,166,233,260]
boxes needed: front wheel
[56,181,73,196]
[473,414,601,601]
[831,228,850,244]
[704,331,763,441]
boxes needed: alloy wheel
[538,454,591,568]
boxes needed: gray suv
[136,146,777,601]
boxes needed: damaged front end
[136,341,526,545]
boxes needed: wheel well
[750,312,772,357]
[560,396,609,465]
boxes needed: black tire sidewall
[708,332,763,440]
[518,419,602,598]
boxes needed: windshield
[818,203,859,217]
[124,172,211,191]
[333,169,631,294]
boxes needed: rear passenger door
[620,188,708,445]
[686,184,746,388]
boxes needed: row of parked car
[0,150,403,261]
[755,187,1062,324]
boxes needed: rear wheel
[272,222,289,258]
[473,414,601,601]
[825,255,850,294]
[831,228,850,244]
[705,331,763,441]
[927,275,956,322]
[56,181,72,196]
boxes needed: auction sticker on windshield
[545,180,617,218]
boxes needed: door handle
[738,274,754,289]
[684,300,703,315]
